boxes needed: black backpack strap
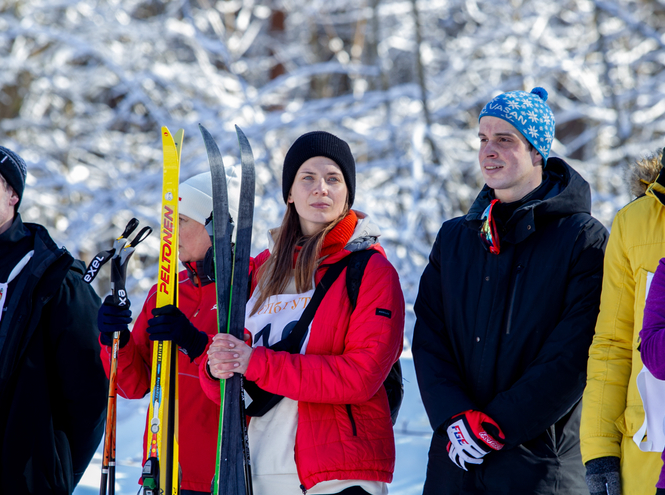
[270,254,353,353]
[245,248,404,423]
[345,249,404,425]
[245,253,355,416]
[345,249,379,310]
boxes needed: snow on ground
[73,352,431,495]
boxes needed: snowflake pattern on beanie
[479,87,556,163]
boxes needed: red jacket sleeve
[244,254,404,404]
[199,357,222,405]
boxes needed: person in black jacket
[413,88,608,495]
[0,146,107,494]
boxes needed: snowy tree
[1,0,665,314]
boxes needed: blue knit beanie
[479,87,556,163]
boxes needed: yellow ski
[142,126,182,495]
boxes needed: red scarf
[319,210,358,258]
[293,211,358,262]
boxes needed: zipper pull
[300,484,307,494]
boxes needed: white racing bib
[245,288,315,353]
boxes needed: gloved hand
[445,410,505,470]
[97,295,132,348]
[585,456,620,495]
[147,304,208,360]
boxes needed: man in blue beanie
[413,88,608,494]
[0,146,107,494]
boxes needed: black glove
[147,304,208,360]
[585,456,620,495]
[97,295,132,348]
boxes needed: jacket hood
[626,148,664,198]
[345,210,381,252]
[466,157,592,225]
[23,220,71,275]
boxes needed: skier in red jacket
[200,131,405,495]
[97,171,239,494]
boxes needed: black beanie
[0,146,28,209]
[282,131,356,207]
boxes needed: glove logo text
[452,424,469,446]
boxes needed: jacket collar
[0,214,30,244]
[464,158,592,245]
[184,259,214,287]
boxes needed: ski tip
[234,125,246,140]
[235,126,252,150]
[161,126,170,136]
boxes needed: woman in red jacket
[200,131,405,495]
[97,171,239,494]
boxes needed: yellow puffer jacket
[581,153,665,494]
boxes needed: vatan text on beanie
[0,146,28,208]
[479,87,556,164]
[282,131,356,207]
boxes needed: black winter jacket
[413,159,608,494]
[0,217,107,494]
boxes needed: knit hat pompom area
[0,146,28,209]
[282,131,356,207]
[530,87,548,101]
[479,87,556,163]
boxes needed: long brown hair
[250,202,350,315]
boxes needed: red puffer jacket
[100,266,219,493]
[200,245,405,490]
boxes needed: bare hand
[207,333,253,379]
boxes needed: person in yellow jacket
[581,148,665,495]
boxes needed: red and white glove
[445,410,505,470]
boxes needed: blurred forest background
[2,0,665,320]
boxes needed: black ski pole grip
[130,226,153,247]
[120,218,140,239]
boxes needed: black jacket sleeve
[412,226,476,432]
[48,262,107,482]
[483,220,607,448]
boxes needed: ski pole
[106,223,152,495]
[84,219,152,495]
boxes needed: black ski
[232,125,255,495]
[199,124,255,495]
